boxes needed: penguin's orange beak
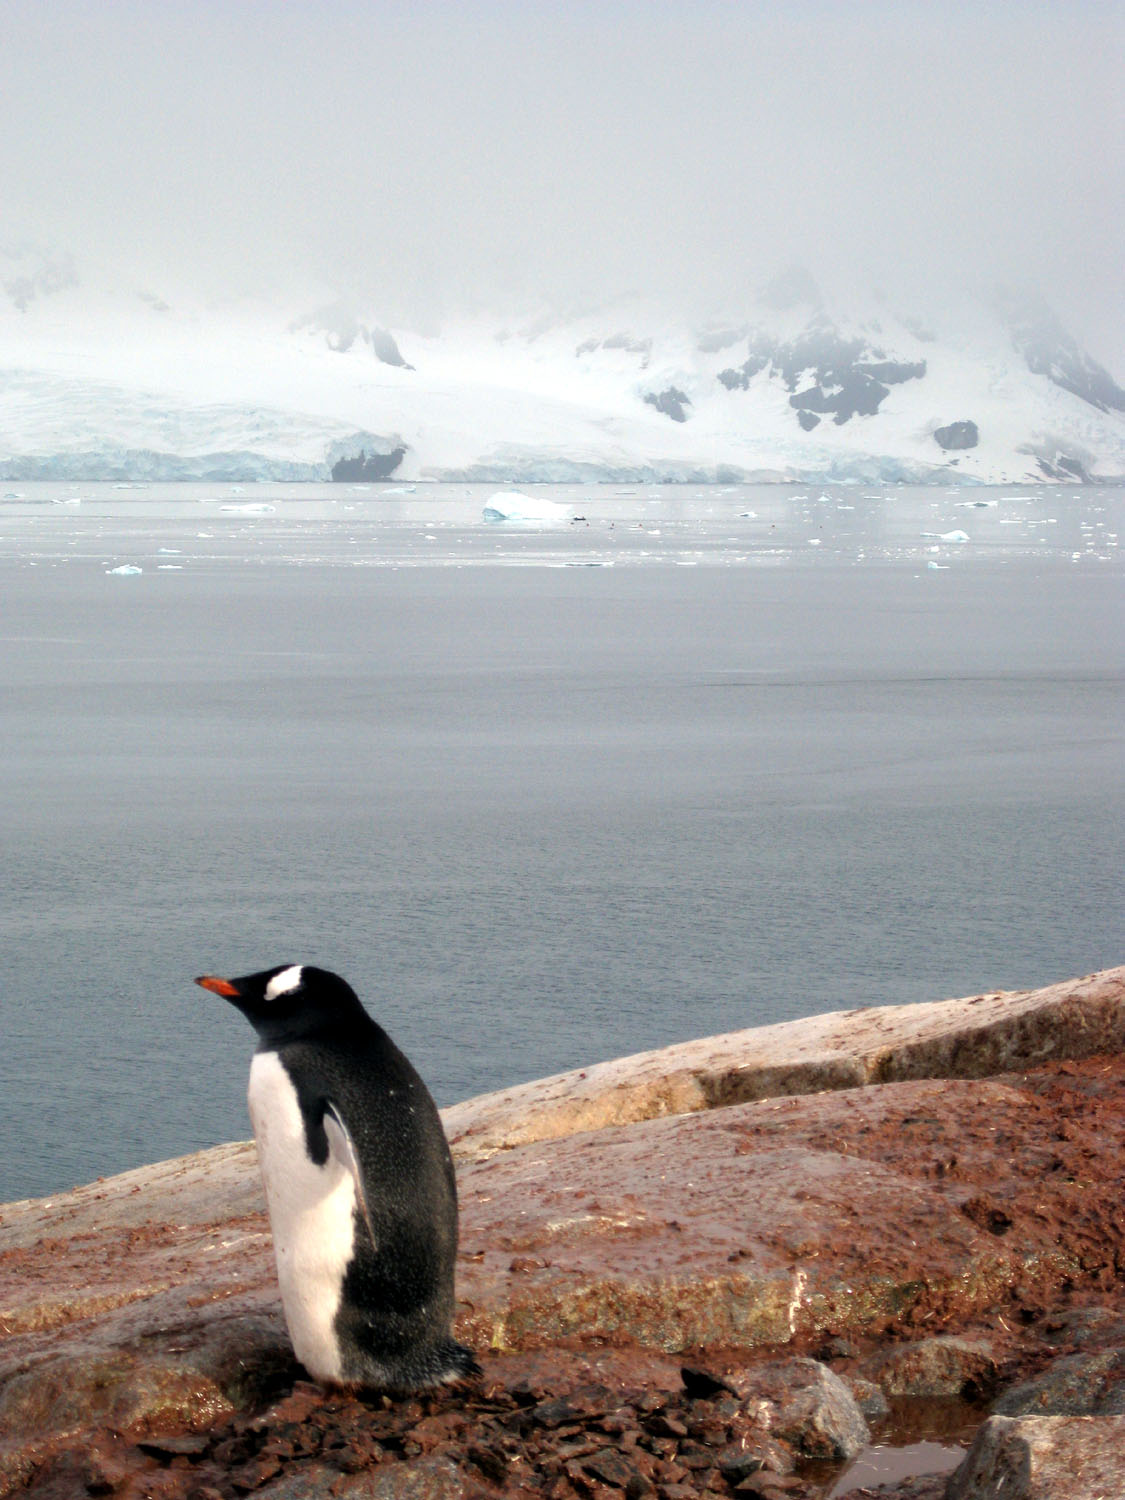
[196,974,241,998]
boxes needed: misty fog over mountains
[2,242,1122,484]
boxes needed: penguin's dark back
[275,1025,458,1229]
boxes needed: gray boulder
[945,1414,1125,1498]
[994,1349,1125,1417]
[866,1336,998,1399]
[725,1357,870,1460]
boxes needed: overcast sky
[2,0,1122,361]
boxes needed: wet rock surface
[1,968,1123,1498]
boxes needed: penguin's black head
[196,964,366,1042]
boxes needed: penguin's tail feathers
[434,1337,483,1385]
[359,1336,481,1395]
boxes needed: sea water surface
[1,481,1122,1202]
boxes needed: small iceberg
[220,502,276,514]
[106,564,143,576]
[927,561,950,570]
[482,491,571,523]
[922,529,970,543]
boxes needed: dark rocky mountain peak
[718,312,927,427]
[996,290,1125,414]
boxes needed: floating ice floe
[927,561,950,570]
[739,510,758,518]
[482,492,571,523]
[922,529,970,542]
[220,502,276,513]
[157,547,181,554]
[106,564,142,575]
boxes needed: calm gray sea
[1,481,1122,1202]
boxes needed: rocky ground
[1,967,1123,1500]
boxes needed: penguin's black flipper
[324,1100,378,1250]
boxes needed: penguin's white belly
[248,1051,357,1382]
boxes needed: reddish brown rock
[863,1337,999,1400]
[1,968,1123,1498]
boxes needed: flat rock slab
[452,1061,1125,1353]
[1,967,1123,1492]
[2,1054,1124,1490]
[444,966,1125,1158]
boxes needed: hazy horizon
[2,0,1122,364]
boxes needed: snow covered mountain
[2,244,1123,484]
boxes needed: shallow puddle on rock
[825,1438,965,1496]
[803,1396,985,1498]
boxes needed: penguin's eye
[264,965,304,1002]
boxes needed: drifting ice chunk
[927,561,950,570]
[922,529,970,542]
[106,564,143,575]
[220,502,276,513]
[482,492,570,523]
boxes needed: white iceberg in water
[482,491,571,523]
[106,564,143,575]
[922,529,970,542]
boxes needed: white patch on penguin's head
[265,964,305,1002]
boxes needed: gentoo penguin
[195,963,479,1393]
